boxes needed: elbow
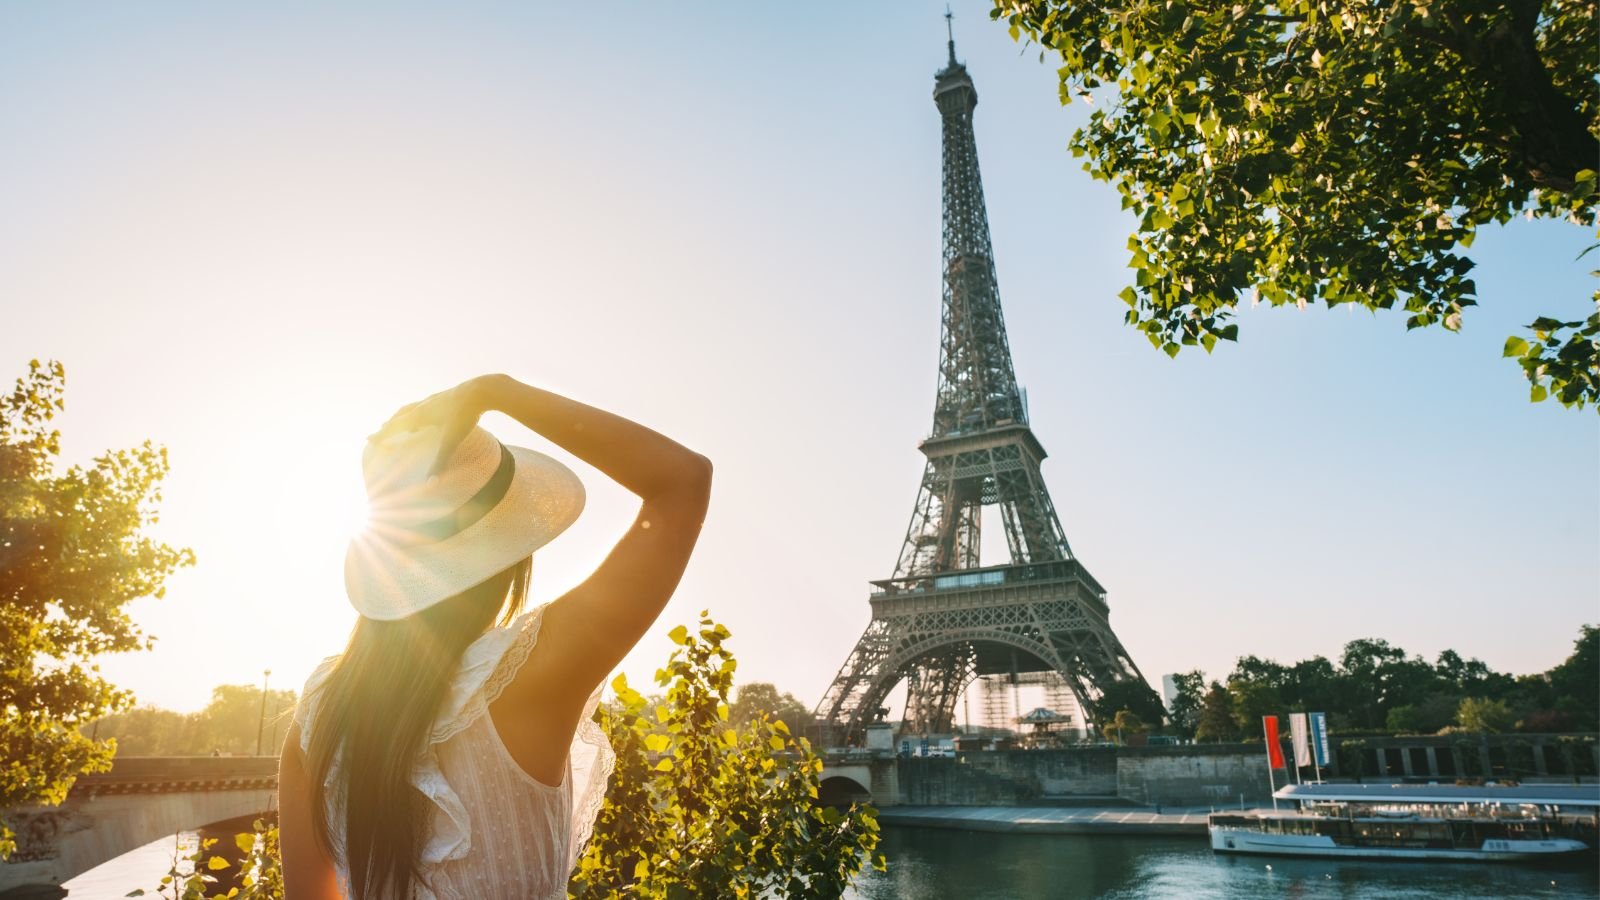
[640,452,712,504]
[688,452,713,489]
[676,452,714,505]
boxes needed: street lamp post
[256,669,272,756]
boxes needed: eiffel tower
[816,27,1151,747]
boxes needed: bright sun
[250,437,371,569]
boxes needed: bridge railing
[69,756,279,796]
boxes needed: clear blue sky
[2,2,1595,714]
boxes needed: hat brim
[343,446,585,621]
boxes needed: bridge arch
[816,774,873,808]
[0,757,277,896]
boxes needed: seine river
[848,827,1600,899]
[66,826,1600,898]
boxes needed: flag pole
[1266,745,1278,810]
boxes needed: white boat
[1208,782,1599,862]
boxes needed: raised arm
[473,374,711,692]
[378,374,711,706]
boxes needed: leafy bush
[569,613,884,899]
[126,818,281,900]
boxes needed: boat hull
[1209,827,1589,862]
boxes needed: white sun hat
[344,424,585,620]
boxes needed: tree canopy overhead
[994,0,1598,407]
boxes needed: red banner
[1262,715,1285,769]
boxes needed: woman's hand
[373,374,506,475]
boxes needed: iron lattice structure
[815,37,1148,747]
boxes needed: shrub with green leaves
[569,613,885,899]
[126,818,282,900]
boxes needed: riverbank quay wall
[824,734,1600,809]
[846,745,1276,807]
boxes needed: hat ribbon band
[405,442,516,543]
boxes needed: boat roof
[1277,782,1600,808]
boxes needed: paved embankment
[876,805,1222,836]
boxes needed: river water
[847,827,1600,899]
[65,826,1600,898]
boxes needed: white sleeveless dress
[295,603,615,899]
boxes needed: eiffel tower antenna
[816,35,1152,748]
[944,5,956,65]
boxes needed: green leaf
[1503,336,1529,358]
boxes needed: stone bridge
[0,757,277,899]
[818,751,899,808]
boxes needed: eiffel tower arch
[816,27,1154,748]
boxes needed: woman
[278,373,712,899]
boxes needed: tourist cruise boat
[1209,782,1599,861]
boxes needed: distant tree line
[1167,625,1598,742]
[92,677,814,761]
[85,683,298,757]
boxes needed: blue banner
[1308,712,1331,767]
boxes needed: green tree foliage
[1385,694,1462,734]
[0,360,194,857]
[1165,669,1206,737]
[1090,677,1166,728]
[87,685,298,757]
[1545,624,1599,728]
[191,684,298,756]
[569,614,884,899]
[1193,682,1240,742]
[993,0,1599,407]
[1100,708,1148,744]
[83,706,196,756]
[1226,678,1283,734]
[1194,624,1594,736]
[729,681,816,735]
[1457,696,1517,733]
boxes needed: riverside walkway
[876,805,1221,835]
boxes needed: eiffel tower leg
[814,619,892,748]
[903,646,973,734]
